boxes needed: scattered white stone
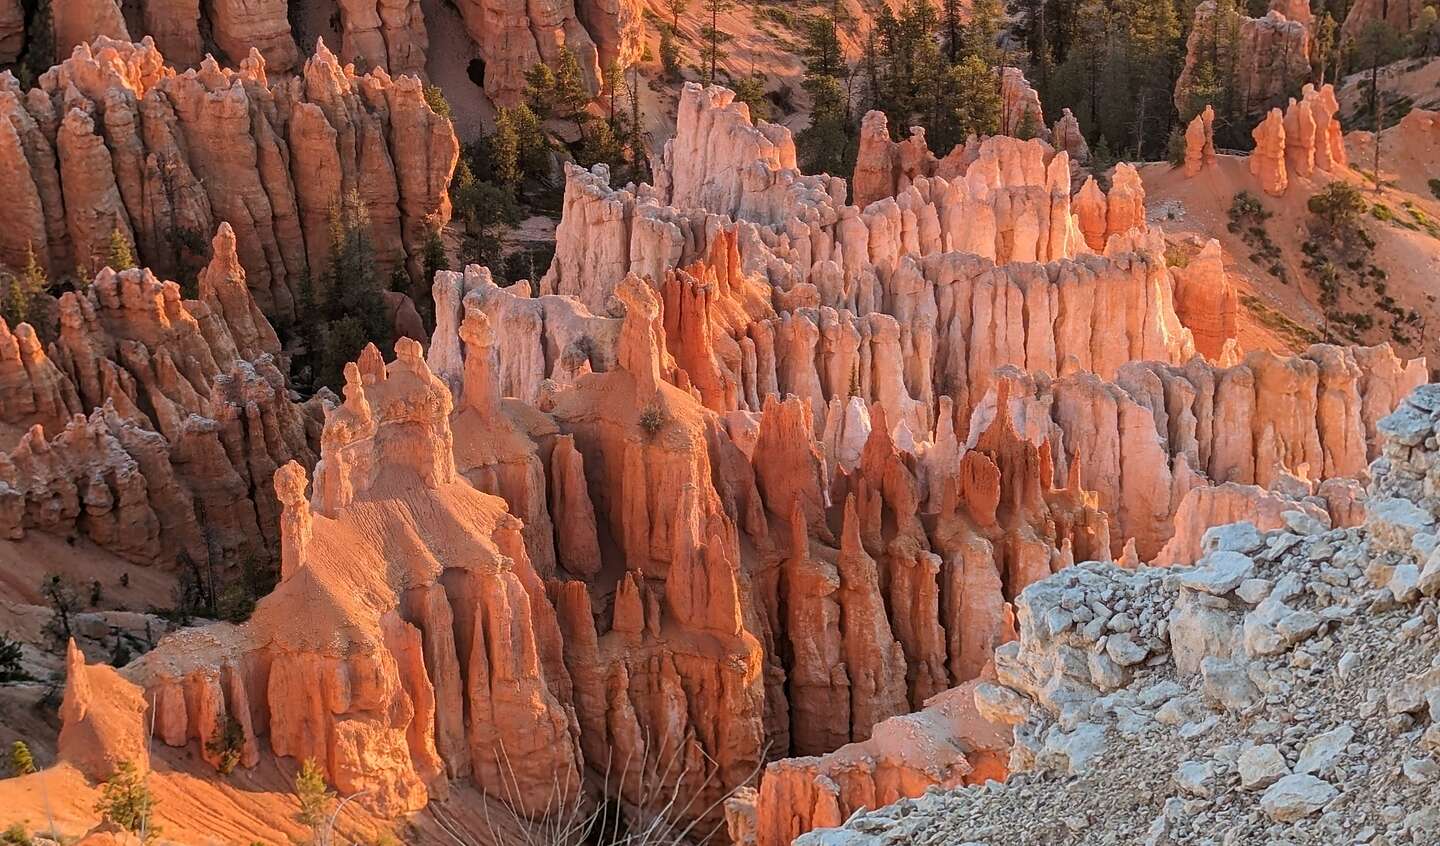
[1106,633,1148,667]
[1175,760,1215,798]
[1403,756,1439,784]
[1420,547,1440,596]
[1295,725,1353,775]
[1389,564,1421,603]
[1202,522,1265,556]
[1260,774,1338,822]
[1181,552,1255,595]
[1236,578,1272,605]
[1282,509,1328,536]
[973,682,1029,726]
[1239,743,1290,790]
[1201,658,1260,711]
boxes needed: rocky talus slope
[798,383,1440,845]
[0,36,457,317]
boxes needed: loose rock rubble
[800,384,1440,845]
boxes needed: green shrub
[205,715,246,775]
[0,634,27,682]
[8,741,36,776]
[638,405,668,439]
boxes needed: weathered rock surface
[1175,1,1311,118]
[51,0,130,60]
[57,638,151,781]
[984,344,1424,559]
[0,37,457,317]
[0,0,22,62]
[452,0,641,108]
[1183,105,1216,177]
[0,225,321,566]
[736,680,1010,846]
[336,0,429,78]
[1341,0,1428,44]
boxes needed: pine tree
[294,758,334,831]
[95,760,157,841]
[8,741,35,776]
[550,49,591,137]
[106,227,136,270]
[699,0,734,85]
[1121,0,1181,157]
[731,75,771,121]
[492,108,523,189]
[799,77,854,175]
[1356,20,1404,188]
[1,276,29,328]
[951,56,1003,140]
[422,227,448,284]
[964,0,1003,64]
[422,84,452,119]
[664,0,688,30]
[1313,13,1338,83]
[803,12,844,80]
[40,573,78,643]
[942,0,963,62]
[660,23,683,79]
[0,634,25,683]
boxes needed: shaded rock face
[49,0,291,70]
[0,36,458,319]
[738,679,1011,846]
[1175,1,1311,118]
[336,0,429,78]
[1341,0,1428,44]
[0,223,321,567]
[0,0,22,63]
[451,0,641,107]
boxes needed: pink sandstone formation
[1170,239,1238,361]
[981,343,1424,560]
[1183,105,1216,177]
[51,0,130,60]
[451,0,642,107]
[998,66,1045,138]
[1051,108,1089,164]
[206,0,300,71]
[58,639,152,781]
[1182,84,1347,197]
[31,80,1432,846]
[1341,0,1428,44]
[49,0,294,70]
[336,0,430,78]
[734,680,1011,846]
[0,0,21,63]
[0,224,321,566]
[0,37,458,318]
[1175,1,1311,117]
[1250,107,1290,196]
